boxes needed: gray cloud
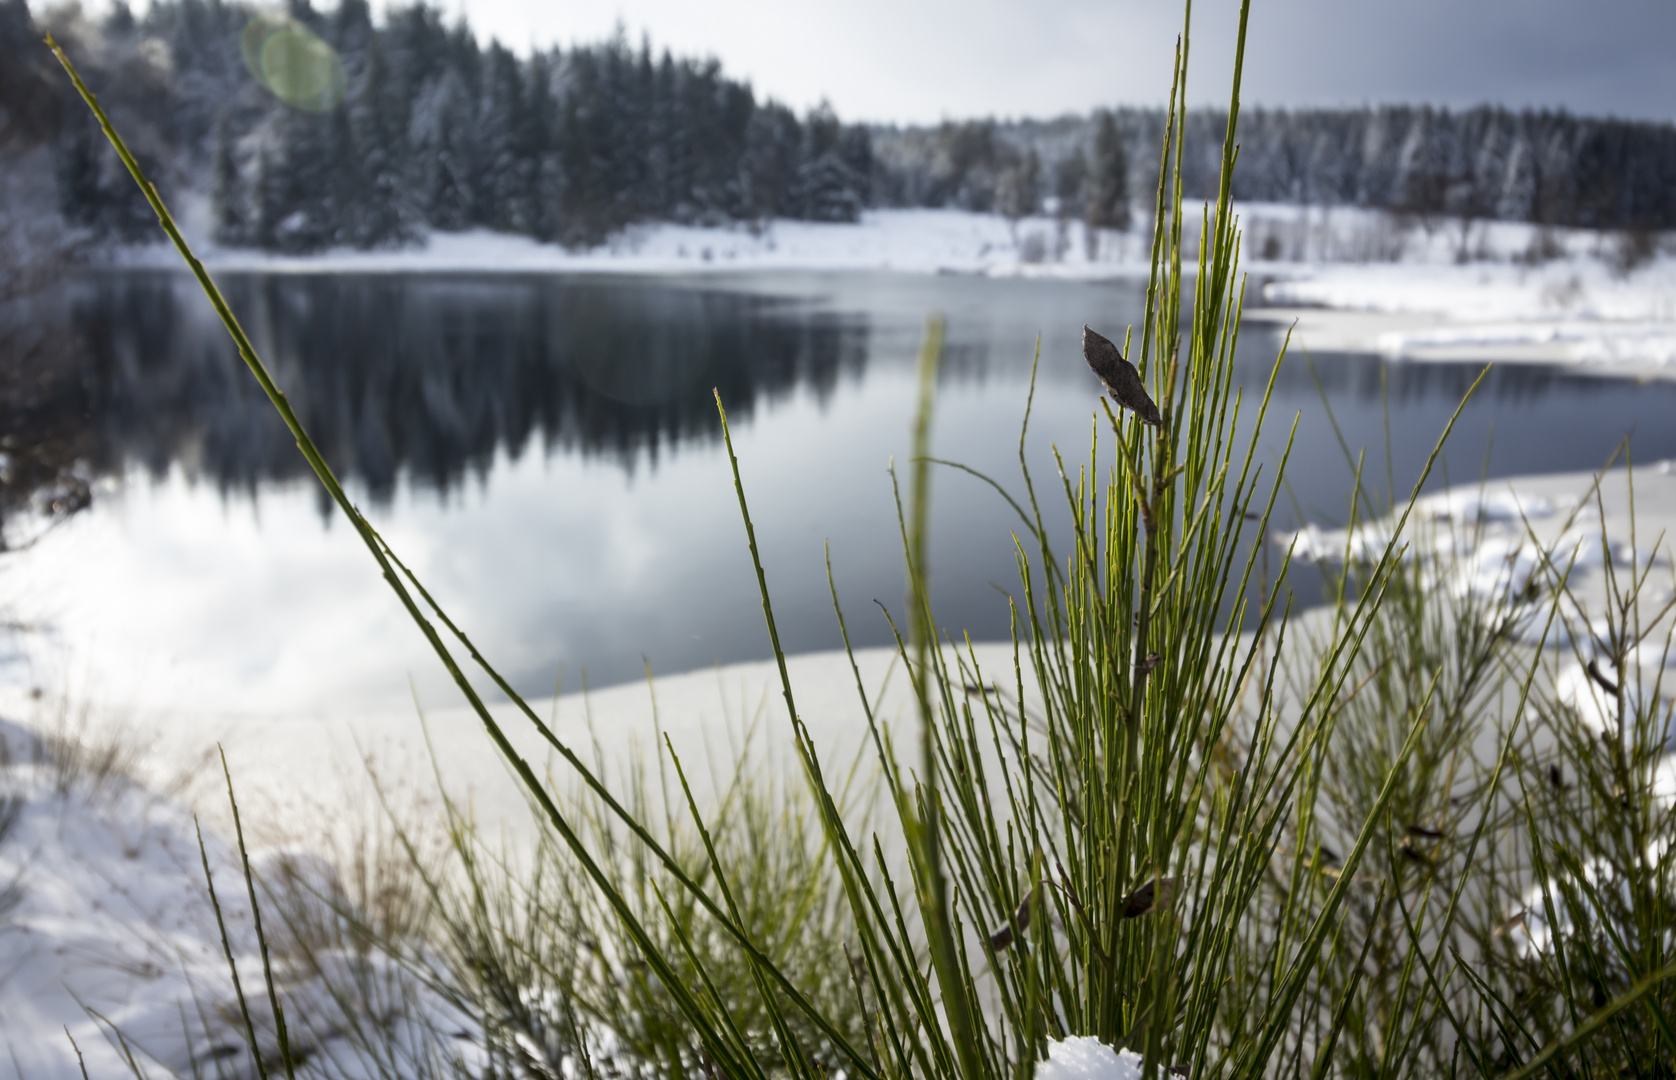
[1237,0,1676,121]
[464,0,1676,123]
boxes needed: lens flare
[240,13,345,111]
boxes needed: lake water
[5,268,1676,722]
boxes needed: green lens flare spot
[240,15,345,111]
[238,12,289,78]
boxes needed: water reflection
[37,272,1676,524]
[0,287,101,549]
[74,272,871,500]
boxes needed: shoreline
[1245,306,1676,381]
[100,208,1159,282]
[89,203,1676,382]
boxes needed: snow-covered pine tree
[1396,106,1453,228]
[346,37,419,247]
[795,105,863,223]
[996,148,1041,223]
[210,109,247,245]
[1055,147,1088,219]
[1083,109,1130,259]
[55,113,104,231]
[478,42,535,234]
[739,102,800,221]
[521,51,562,242]
[0,0,61,150]
[839,125,873,210]
[411,67,476,231]
[1497,122,1538,222]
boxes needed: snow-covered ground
[0,718,476,1079]
[107,200,1676,378]
[1238,203,1676,375]
[112,205,1152,279]
[1280,461,1676,628]
[0,640,1044,1077]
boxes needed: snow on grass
[1277,468,1670,605]
[1554,650,1676,750]
[1035,1036,1144,1080]
[1277,463,1676,717]
[1277,463,1676,966]
[0,718,474,1079]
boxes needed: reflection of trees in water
[74,273,870,501]
[28,275,1676,536]
[0,135,101,550]
[0,292,105,550]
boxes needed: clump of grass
[1470,478,1676,1075]
[1242,447,1676,1077]
[382,723,874,1078]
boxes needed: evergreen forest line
[4,0,1674,256]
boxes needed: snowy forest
[877,104,1676,234]
[4,0,1675,254]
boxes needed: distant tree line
[873,105,1676,231]
[7,0,1675,254]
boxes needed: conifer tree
[1084,109,1131,232]
[479,42,534,232]
[347,38,418,246]
[1056,146,1088,219]
[996,148,1041,222]
[56,115,103,230]
[210,109,245,244]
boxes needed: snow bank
[1278,465,1676,964]
[1377,320,1676,367]
[1252,214,1676,376]
[1553,654,1676,750]
[1505,838,1673,960]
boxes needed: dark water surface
[13,269,1676,710]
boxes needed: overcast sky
[448,0,1676,125]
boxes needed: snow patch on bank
[1277,469,1671,615]
[1249,208,1676,374]
[1278,464,1676,963]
